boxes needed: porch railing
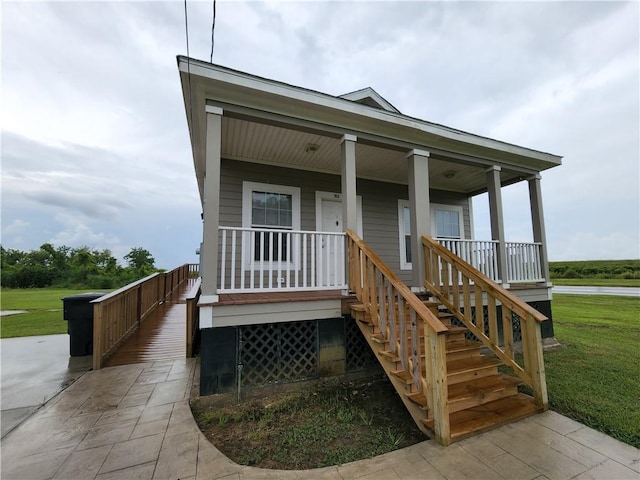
[505,242,544,283]
[91,264,191,370]
[218,226,347,293]
[436,239,544,284]
[423,235,548,409]
[347,230,452,445]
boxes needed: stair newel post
[93,301,104,370]
[524,313,549,408]
[347,236,355,293]
[428,329,451,445]
[423,237,431,282]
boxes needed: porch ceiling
[222,117,524,194]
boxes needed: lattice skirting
[345,317,379,372]
[237,317,380,387]
[240,321,318,386]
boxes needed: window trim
[398,200,465,270]
[242,181,301,270]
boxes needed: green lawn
[551,278,640,287]
[0,288,107,338]
[545,294,640,447]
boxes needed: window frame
[398,200,465,270]
[242,181,301,271]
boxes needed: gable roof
[339,87,401,114]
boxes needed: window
[398,201,464,270]
[242,182,301,268]
[434,207,462,239]
[251,191,292,260]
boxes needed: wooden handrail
[347,231,448,334]
[346,230,451,444]
[92,263,192,370]
[422,235,548,408]
[423,236,547,322]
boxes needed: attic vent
[338,87,400,114]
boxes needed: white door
[315,192,363,287]
[320,198,343,286]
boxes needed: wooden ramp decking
[103,280,195,367]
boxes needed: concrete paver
[1,334,92,438]
[2,358,639,480]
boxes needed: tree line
[549,259,640,279]
[1,243,162,289]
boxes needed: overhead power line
[210,0,217,63]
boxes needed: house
[178,57,561,445]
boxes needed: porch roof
[177,57,562,203]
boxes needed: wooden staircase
[350,300,542,443]
[346,231,549,446]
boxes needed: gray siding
[218,159,470,283]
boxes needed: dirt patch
[190,374,425,469]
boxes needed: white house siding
[217,159,470,286]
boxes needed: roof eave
[177,56,562,175]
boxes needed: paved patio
[1,358,638,480]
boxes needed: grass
[551,278,640,287]
[191,377,423,469]
[545,293,640,447]
[0,288,107,338]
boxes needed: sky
[1,1,639,269]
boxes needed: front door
[319,197,343,286]
[316,192,363,286]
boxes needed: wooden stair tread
[379,350,400,362]
[446,341,484,354]
[445,326,468,335]
[448,374,522,402]
[447,355,502,373]
[406,391,428,409]
[405,374,522,410]
[422,300,441,307]
[350,303,367,312]
[390,369,413,384]
[422,393,543,441]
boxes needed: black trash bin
[62,292,104,356]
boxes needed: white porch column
[201,106,223,298]
[341,134,358,232]
[528,174,551,284]
[486,166,509,287]
[408,149,431,291]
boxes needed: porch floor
[203,289,348,306]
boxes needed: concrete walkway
[1,334,91,439]
[1,359,638,480]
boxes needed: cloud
[1,0,638,269]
